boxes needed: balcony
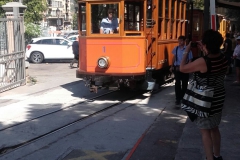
[48,0,52,6]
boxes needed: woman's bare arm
[180,42,207,73]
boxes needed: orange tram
[189,9,231,57]
[76,0,191,91]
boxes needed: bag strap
[175,46,178,64]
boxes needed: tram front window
[91,4,119,34]
[124,2,143,31]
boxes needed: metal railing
[0,17,26,92]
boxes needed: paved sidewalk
[174,72,240,160]
[130,71,240,160]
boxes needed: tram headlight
[97,57,109,69]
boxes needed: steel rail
[0,90,147,156]
[0,90,116,132]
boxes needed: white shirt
[100,17,119,34]
[233,44,240,60]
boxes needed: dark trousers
[174,71,189,101]
[70,55,79,67]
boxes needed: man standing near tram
[170,36,193,105]
[100,8,119,34]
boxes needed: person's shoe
[175,100,180,105]
[213,155,223,160]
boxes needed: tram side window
[91,4,119,34]
[180,3,186,36]
[124,2,143,31]
[158,0,185,40]
[146,1,153,28]
[80,5,86,33]
[170,0,176,39]
[158,0,163,39]
[164,0,169,39]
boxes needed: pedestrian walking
[170,36,193,105]
[232,36,240,85]
[70,37,79,68]
[180,29,228,160]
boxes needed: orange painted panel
[152,41,178,70]
[79,37,146,74]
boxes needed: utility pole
[210,0,216,30]
[203,0,210,31]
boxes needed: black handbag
[181,56,215,119]
[181,79,214,118]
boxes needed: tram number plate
[158,59,167,65]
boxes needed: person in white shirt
[233,36,240,84]
[100,8,119,34]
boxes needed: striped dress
[194,54,228,129]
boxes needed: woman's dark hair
[201,29,223,54]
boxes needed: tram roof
[216,0,240,10]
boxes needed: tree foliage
[0,0,46,44]
[22,0,47,24]
[22,0,47,43]
[193,0,204,10]
[72,13,78,30]
[0,0,12,18]
[24,22,41,45]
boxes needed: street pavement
[0,64,239,160]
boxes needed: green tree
[22,0,48,44]
[0,0,45,45]
[72,13,78,30]
[22,0,47,24]
[24,22,41,45]
[193,0,204,10]
[0,0,47,22]
[0,0,13,18]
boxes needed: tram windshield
[124,2,143,31]
[91,3,119,34]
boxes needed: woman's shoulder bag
[181,56,214,120]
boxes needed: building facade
[43,0,74,30]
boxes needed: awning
[216,0,240,9]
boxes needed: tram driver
[100,8,119,34]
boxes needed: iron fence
[0,17,26,92]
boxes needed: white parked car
[67,35,79,42]
[26,37,74,63]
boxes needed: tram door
[124,1,157,69]
[145,0,158,69]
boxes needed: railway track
[0,90,147,156]
[0,90,116,132]
[0,80,174,157]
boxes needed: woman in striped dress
[180,29,228,160]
